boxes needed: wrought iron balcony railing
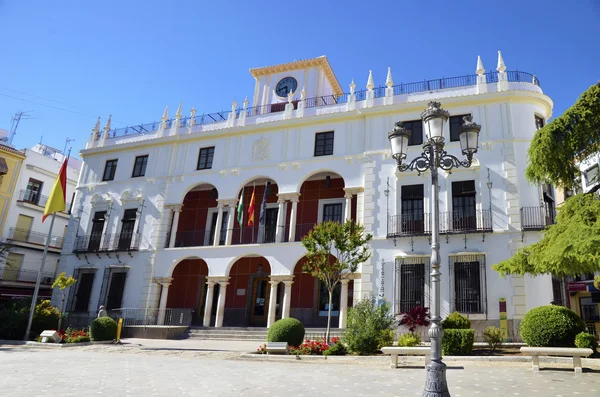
[387,213,431,238]
[0,266,56,284]
[18,189,72,213]
[8,227,64,249]
[102,70,540,140]
[73,232,140,253]
[439,210,493,234]
[520,205,556,231]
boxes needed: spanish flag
[42,157,68,222]
[247,186,256,226]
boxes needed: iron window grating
[449,254,487,314]
[395,256,431,315]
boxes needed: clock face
[275,77,298,98]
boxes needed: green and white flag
[236,189,244,225]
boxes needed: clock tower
[249,56,343,109]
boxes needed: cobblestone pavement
[0,345,599,397]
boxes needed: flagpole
[23,213,57,340]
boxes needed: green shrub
[483,326,504,351]
[266,318,305,347]
[441,312,471,329]
[398,333,421,347]
[343,297,395,355]
[32,300,61,336]
[0,299,29,340]
[442,329,474,356]
[575,332,598,352]
[378,329,395,349]
[520,305,586,347]
[323,341,347,356]
[90,317,117,341]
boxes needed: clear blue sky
[0,0,598,156]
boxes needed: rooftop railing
[8,227,64,249]
[102,70,539,140]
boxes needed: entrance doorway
[250,277,270,326]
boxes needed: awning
[0,157,8,175]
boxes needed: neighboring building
[54,53,555,339]
[0,144,81,299]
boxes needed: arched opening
[175,183,222,247]
[291,255,354,327]
[293,171,354,241]
[166,258,209,325]
[232,178,279,245]
[225,256,276,326]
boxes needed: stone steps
[185,327,343,341]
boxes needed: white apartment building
[1,144,80,299]
[54,53,555,338]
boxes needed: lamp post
[388,101,480,397]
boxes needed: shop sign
[568,282,588,292]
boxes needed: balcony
[387,210,492,239]
[387,213,431,238]
[7,227,64,249]
[73,232,140,253]
[0,266,55,284]
[17,189,72,214]
[520,205,555,231]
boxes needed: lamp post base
[422,360,450,397]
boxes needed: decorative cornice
[249,56,343,96]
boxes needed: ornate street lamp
[388,101,480,397]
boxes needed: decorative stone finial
[162,105,169,122]
[300,86,306,100]
[103,115,112,132]
[243,97,249,109]
[385,67,394,88]
[366,70,374,90]
[190,106,196,119]
[92,117,101,133]
[188,106,196,127]
[350,79,356,95]
[476,56,485,75]
[497,51,506,72]
[287,90,293,104]
[231,98,237,113]
[175,102,182,120]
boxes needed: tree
[52,272,77,331]
[301,220,372,342]
[493,83,600,277]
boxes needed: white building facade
[54,53,555,338]
[1,144,80,299]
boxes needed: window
[323,203,343,223]
[584,164,599,188]
[117,209,137,250]
[207,210,228,246]
[73,272,95,312]
[88,211,107,252]
[402,120,423,146]
[197,147,215,170]
[319,281,341,316]
[314,131,334,156]
[450,254,486,314]
[535,115,545,130]
[401,184,425,234]
[451,180,476,231]
[99,268,128,310]
[551,276,565,306]
[396,257,429,314]
[449,114,470,142]
[3,253,24,281]
[102,159,118,181]
[131,155,148,177]
[24,178,43,204]
[580,297,599,323]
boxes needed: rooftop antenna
[63,137,75,156]
[9,111,34,145]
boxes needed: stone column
[267,280,279,327]
[282,280,293,319]
[275,198,285,242]
[168,205,182,248]
[225,200,236,246]
[203,281,216,327]
[213,202,224,246]
[156,278,173,325]
[344,191,353,222]
[339,279,350,329]
[215,281,228,328]
[288,195,300,242]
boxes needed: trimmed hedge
[441,312,471,330]
[575,332,598,352]
[520,305,586,347]
[267,318,305,347]
[442,329,474,356]
[90,317,117,341]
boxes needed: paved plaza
[0,341,599,397]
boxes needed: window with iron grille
[323,203,343,223]
[551,276,565,306]
[99,268,128,310]
[102,159,118,181]
[395,257,430,314]
[197,147,215,170]
[314,131,334,156]
[401,184,425,234]
[450,254,486,314]
[535,115,545,130]
[402,120,423,146]
[67,269,96,313]
[131,155,148,178]
[449,114,470,142]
